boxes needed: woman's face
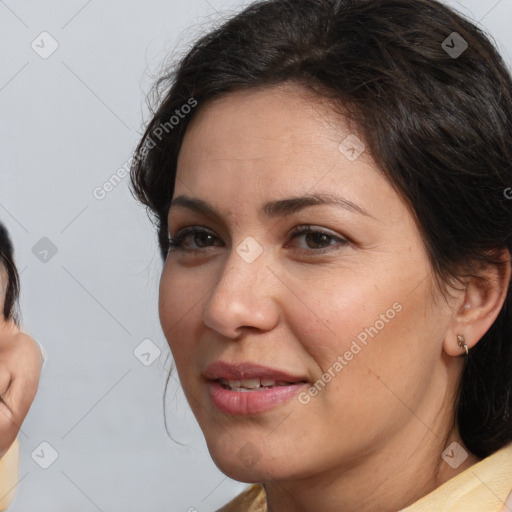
[159,84,458,482]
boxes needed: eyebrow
[168,193,372,221]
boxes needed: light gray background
[0,1,511,511]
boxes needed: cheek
[158,264,204,366]
[309,282,440,436]
[284,261,438,404]
[279,268,402,369]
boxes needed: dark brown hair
[0,223,20,323]
[130,0,512,458]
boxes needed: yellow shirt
[218,442,512,512]
[0,438,19,511]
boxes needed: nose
[202,247,280,339]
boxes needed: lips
[204,360,307,384]
[204,361,309,414]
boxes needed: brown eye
[168,227,222,252]
[303,232,332,249]
[194,232,215,248]
[287,226,349,253]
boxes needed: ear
[444,248,511,357]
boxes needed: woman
[130,0,512,510]
[0,224,44,510]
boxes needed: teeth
[217,377,299,391]
[240,378,261,389]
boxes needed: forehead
[180,84,345,160]
[170,85,420,250]
[176,84,377,193]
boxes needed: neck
[263,398,480,512]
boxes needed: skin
[158,83,510,512]
[0,270,43,459]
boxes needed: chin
[215,464,268,483]
[207,444,291,483]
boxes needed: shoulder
[401,442,512,511]
[0,321,44,372]
[217,484,267,512]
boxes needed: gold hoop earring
[457,334,469,356]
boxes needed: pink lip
[204,361,307,382]
[204,361,308,415]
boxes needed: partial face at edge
[158,84,457,482]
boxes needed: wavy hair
[130,0,512,458]
[0,223,20,324]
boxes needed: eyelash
[167,225,349,255]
